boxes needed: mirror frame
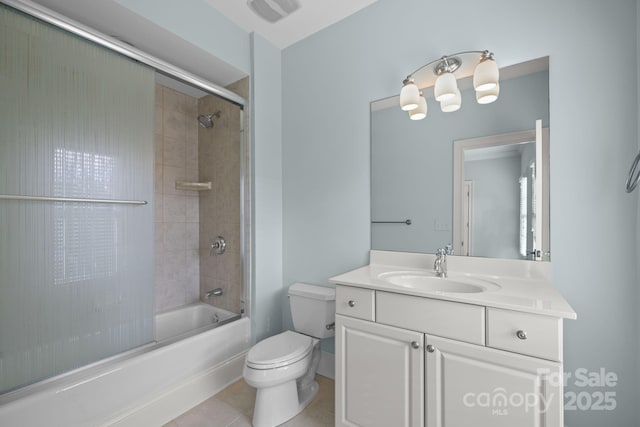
[452,126,550,260]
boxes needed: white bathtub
[0,303,250,427]
[156,303,241,342]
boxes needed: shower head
[197,111,221,128]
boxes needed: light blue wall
[282,0,639,425]
[115,0,250,74]
[250,33,284,343]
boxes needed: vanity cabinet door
[425,335,562,427]
[336,314,424,427]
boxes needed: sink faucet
[444,244,454,256]
[434,248,448,278]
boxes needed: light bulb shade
[434,72,458,102]
[476,83,500,104]
[400,80,420,111]
[409,94,427,120]
[440,88,461,113]
[473,58,499,91]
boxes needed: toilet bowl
[243,331,320,427]
[243,283,335,427]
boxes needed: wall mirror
[371,57,550,260]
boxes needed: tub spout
[205,288,223,299]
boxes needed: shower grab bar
[372,219,412,225]
[626,151,640,193]
[0,194,148,205]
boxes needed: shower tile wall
[199,77,248,314]
[154,84,200,312]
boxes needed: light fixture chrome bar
[0,194,148,205]
[0,0,246,108]
[405,50,488,80]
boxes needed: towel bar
[0,194,147,205]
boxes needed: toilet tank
[288,283,336,339]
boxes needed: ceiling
[205,0,379,49]
[28,0,380,88]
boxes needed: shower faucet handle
[210,236,226,255]
[205,288,223,298]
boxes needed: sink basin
[378,271,501,293]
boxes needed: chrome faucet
[434,248,448,278]
[205,288,223,299]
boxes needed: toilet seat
[246,331,313,370]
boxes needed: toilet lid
[246,331,313,369]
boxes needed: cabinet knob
[516,330,528,340]
[348,300,356,307]
[426,345,435,353]
[410,341,420,349]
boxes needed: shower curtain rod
[0,194,148,205]
[0,0,246,108]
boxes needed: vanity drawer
[335,285,375,321]
[376,291,485,345]
[486,308,562,362]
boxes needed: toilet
[243,283,335,427]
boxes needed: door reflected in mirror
[452,125,549,260]
[371,57,550,260]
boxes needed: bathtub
[156,303,241,343]
[0,303,250,427]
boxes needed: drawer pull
[410,341,420,349]
[516,330,528,340]
[426,345,435,353]
[348,300,356,307]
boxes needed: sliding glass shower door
[0,5,155,393]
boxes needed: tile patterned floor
[163,375,334,427]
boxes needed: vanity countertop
[329,251,576,320]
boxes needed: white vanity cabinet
[335,285,565,427]
[335,314,424,427]
[425,335,562,427]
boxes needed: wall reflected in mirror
[371,57,550,260]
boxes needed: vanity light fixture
[440,88,462,112]
[476,83,500,104]
[434,56,460,101]
[399,50,499,120]
[409,91,427,120]
[400,77,420,111]
[473,51,499,91]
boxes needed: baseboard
[316,350,335,380]
[105,351,248,427]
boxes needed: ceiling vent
[247,0,300,23]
